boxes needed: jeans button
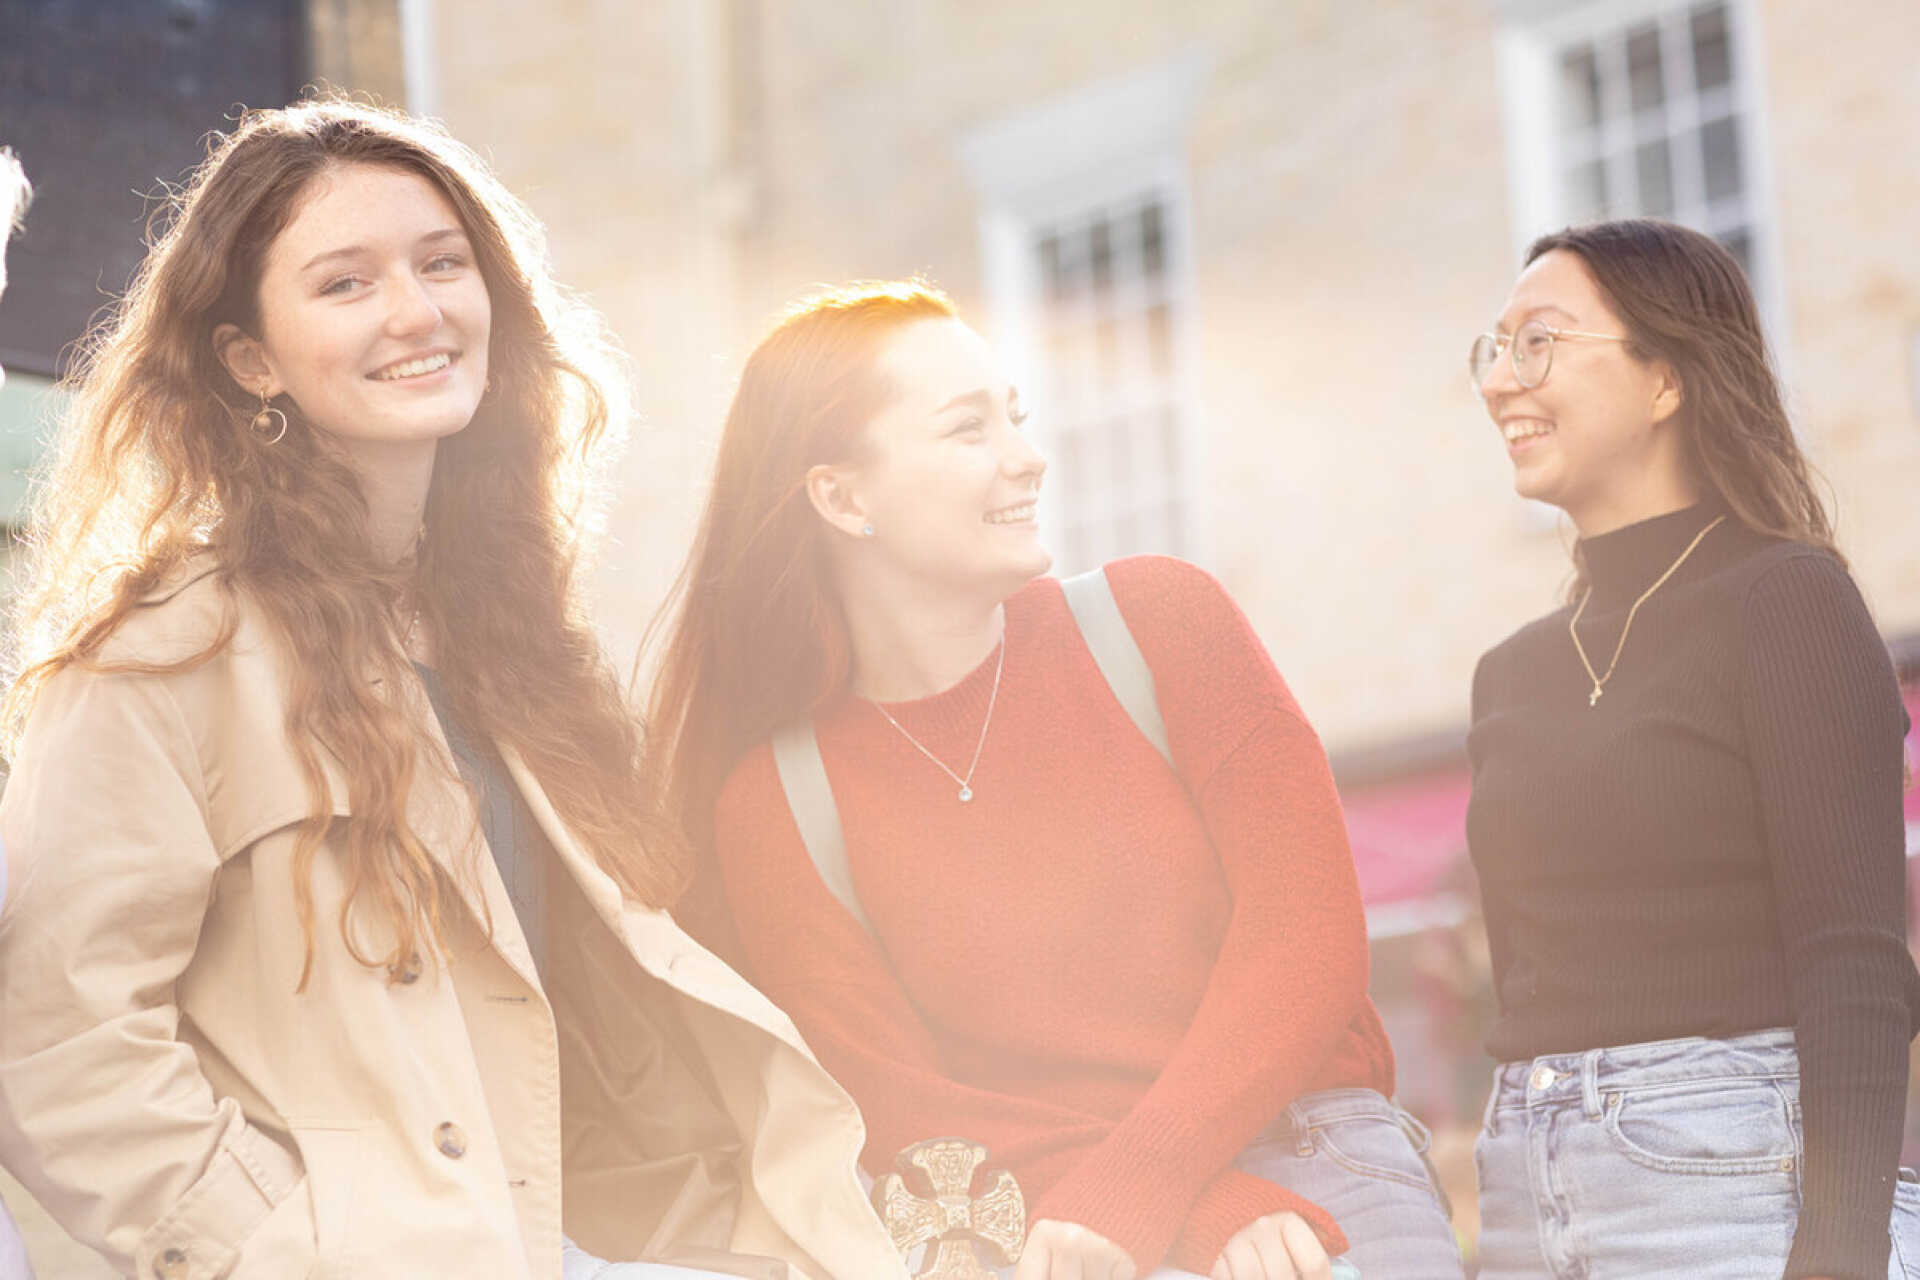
[1529,1065,1559,1091]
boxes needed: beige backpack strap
[769,717,877,938]
[1060,566,1174,769]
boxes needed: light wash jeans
[1475,1028,1920,1279]
[983,1087,1455,1279]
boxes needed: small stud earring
[861,523,875,538]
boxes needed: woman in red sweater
[646,281,1461,1280]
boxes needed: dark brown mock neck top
[1468,501,1919,1280]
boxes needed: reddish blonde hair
[5,99,680,983]
[642,279,958,862]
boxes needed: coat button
[155,1246,189,1278]
[434,1122,467,1158]
[396,952,423,984]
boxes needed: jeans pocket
[1601,1078,1799,1176]
[1313,1111,1445,1199]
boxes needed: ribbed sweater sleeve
[1741,553,1913,1280]
[1027,557,1367,1268]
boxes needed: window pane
[1090,220,1114,294]
[1039,233,1064,300]
[1636,138,1673,216]
[1691,4,1732,92]
[1701,116,1742,201]
[1558,46,1602,131]
[1568,158,1609,220]
[1146,303,1174,378]
[1627,23,1664,112]
[1140,203,1166,278]
[1095,317,1119,380]
[1046,229,1085,301]
[1047,329,1084,413]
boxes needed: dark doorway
[0,0,307,375]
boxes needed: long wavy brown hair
[1527,220,1839,597]
[641,281,957,881]
[4,99,682,983]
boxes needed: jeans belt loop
[1394,1101,1433,1154]
[1286,1099,1314,1157]
[1580,1047,1605,1119]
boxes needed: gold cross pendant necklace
[1567,514,1726,708]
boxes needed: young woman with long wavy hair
[1466,220,1920,1279]
[648,281,1463,1280]
[0,101,899,1280]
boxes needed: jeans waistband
[1491,1027,1797,1118]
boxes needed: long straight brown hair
[5,99,680,983]
[641,280,958,868]
[1526,220,1838,596]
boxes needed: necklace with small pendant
[1568,514,1725,707]
[871,639,1006,802]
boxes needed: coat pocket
[287,1125,365,1278]
[229,1175,319,1280]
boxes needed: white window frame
[1493,0,1789,361]
[399,0,439,117]
[960,53,1209,575]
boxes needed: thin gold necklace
[1568,514,1727,708]
[871,639,1006,803]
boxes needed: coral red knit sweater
[710,556,1393,1273]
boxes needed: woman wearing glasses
[649,281,1462,1279]
[1466,219,1920,1278]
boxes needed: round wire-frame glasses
[1469,318,1632,396]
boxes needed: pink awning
[1340,771,1472,908]
[1342,676,1920,909]
[1904,683,1919,829]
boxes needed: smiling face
[217,162,492,468]
[1478,248,1690,533]
[824,317,1050,597]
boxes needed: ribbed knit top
[418,664,550,973]
[1467,501,1919,1280]
[711,556,1392,1274]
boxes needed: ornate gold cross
[873,1137,1025,1280]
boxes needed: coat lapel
[493,742,821,1065]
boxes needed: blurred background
[1,0,1917,1272]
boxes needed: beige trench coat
[0,566,907,1280]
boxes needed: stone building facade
[416,0,1920,757]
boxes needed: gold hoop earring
[250,391,288,445]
